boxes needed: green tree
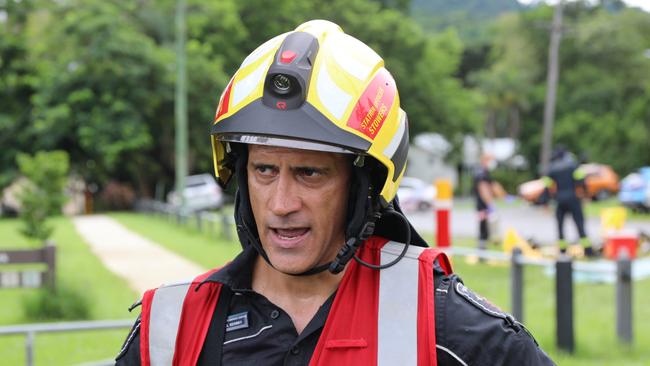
[0,0,37,188]
[3,0,486,199]
[27,1,171,192]
[477,2,650,175]
[470,13,540,140]
[16,151,70,242]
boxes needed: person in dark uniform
[115,20,555,365]
[543,146,594,256]
[473,154,496,251]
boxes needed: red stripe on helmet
[346,69,396,139]
[215,78,234,121]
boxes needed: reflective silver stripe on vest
[149,281,192,366]
[378,242,426,366]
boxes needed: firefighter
[543,146,594,257]
[473,154,497,250]
[116,20,555,365]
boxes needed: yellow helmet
[210,19,409,207]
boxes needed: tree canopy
[1,0,649,198]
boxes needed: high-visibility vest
[139,236,452,366]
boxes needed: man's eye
[255,165,275,175]
[298,168,321,178]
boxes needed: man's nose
[268,173,301,216]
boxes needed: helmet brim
[211,99,371,154]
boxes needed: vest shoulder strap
[140,268,222,366]
[140,280,193,366]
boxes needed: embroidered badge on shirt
[455,282,508,319]
[226,311,249,332]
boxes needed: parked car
[167,174,224,212]
[518,163,619,204]
[618,167,650,212]
[397,177,437,211]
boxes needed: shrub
[23,283,90,321]
[97,181,136,210]
[15,151,70,241]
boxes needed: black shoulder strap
[197,286,233,365]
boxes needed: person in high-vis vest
[541,146,594,257]
[116,20,555,366]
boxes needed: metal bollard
[511,247,524,322]
[616,251,633,344]
[555,255,574,353]
[207,214,215,237]
[195,212,203,232]
[43,243,56,291]
[26,331,34,366]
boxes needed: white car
[167,174,223,212]
[397,177,437,211]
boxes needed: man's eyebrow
[291,164,330,171]
[250,162,276,168]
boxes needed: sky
[518,0,650,12]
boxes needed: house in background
[404,133,528,196]
[405,133,458,188]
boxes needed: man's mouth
[270,227,310,248]
[273,228,309,239]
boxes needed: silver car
[167,174,224,212]
[397,177,437,211]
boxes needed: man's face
[247,144,351,274]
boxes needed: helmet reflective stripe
[148,282,192,365]
[383,109,407,160]
[315,65,353,120]
[377,242,424,364]
[329,32,379,81]
[384,109,409,181]
[239,33,286,70]
[231,57,273,108]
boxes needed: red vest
[139,237,451,366]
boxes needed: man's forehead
[248,144,342,158]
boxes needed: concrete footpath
[72,215,205,296]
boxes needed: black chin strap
[352,208,411,270]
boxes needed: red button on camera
[280,50,297,64]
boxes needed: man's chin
[265,254,321,275]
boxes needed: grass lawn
[0,217,137,365]
[445,237,650,366]
[452,258,650,365]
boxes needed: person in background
[115,20,555,366]
[473,153,497,251]
[543,145,595,257]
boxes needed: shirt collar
[200,245,257,292]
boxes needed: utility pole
[540,1,563,175]
[175,0,188,210]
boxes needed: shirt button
[291,346,300,355]
[270,309,280,319]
